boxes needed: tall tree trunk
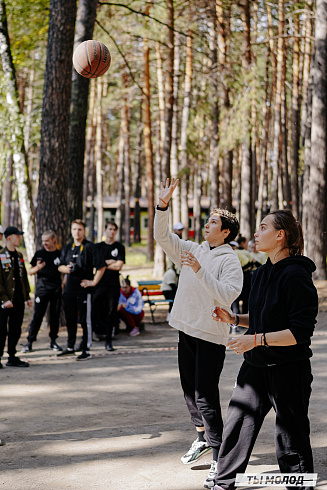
[156,41,165,162]
[304,0,327,279]
[193,162,202,244]
[161,0,174,181]
[179,31,193,239]
[217,1,232,211]
[3,153,13,229]
[256,47,271,230]
[240,0,252,239]
[301,0,314,146]
[83,77,96,222]
[208,16,219,209]
[0,0,36,259]
[68,0,98,224]
[37,0,77,248]
[133,101,142,244]
[291,14,300,217]
[271,0,284,212]
[142,8,154,261]
[95,79,103,242]
[116,121,125,242]
[171,33,180,224]
[123,73,131,248]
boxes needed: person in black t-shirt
[82,220,125,351]
[22,230,62,353]
[58,219,105,361]
[0,227,32,368]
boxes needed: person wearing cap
[173,222,184,238]
[0,226,32,368]
[154,179,243,489]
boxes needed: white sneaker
[181,438,211,464]
[204,461,218,488]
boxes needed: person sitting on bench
[118,276,144,337]
[162,261,179,321]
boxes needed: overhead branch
[96,19,145,96]
[98,2,192,38]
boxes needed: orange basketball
[73,40,111,78]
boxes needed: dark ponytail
[268,210,304,256]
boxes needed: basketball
[73,40,111,78]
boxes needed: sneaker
[6,357,29,367]
[22,343,33,353]
[57,348,75,357]
[50,341,62,352]
[105,343,115,352]
[130,327,140,337]
[204,461,218,488]
[181,438,211,465]
[76,351,91,361]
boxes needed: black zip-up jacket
[60,239,97,294]
[244,255,318,367]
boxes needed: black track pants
[0,299,25,358]
[92,286,120,344]
[215,359,314,490]
[63,291,92,350]
[178,330,226,450]
[27,289,61,343]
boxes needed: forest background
[0,0,326,279]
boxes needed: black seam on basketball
[96,62,110,77]
[92,42,103,76]
[85,42,92,74]
[74,56,89,75]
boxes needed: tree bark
[179,31,193,239]
[271,0,284,212]
[0,0,36,259]
[304,0,327,279]
[95,79,103,241]
[68,0,98,224]
[37,0,77,248]
[240,0,252,239]
[161,0,174,181]
[171,33,180,225]
[142,8,154,261]
[291,14,300,217]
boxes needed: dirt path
[0,280,327,490]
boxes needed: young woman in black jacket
[211,210,318,490]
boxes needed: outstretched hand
[158,178,179,207]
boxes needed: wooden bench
[137,280,173,325]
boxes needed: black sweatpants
[92,285,120,344]
[27,289,61,343]
[63,291,92,351]
[178,330,226,450]
[215,359,314,490]
[0,299,25,358]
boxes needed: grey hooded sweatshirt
[154,209,243,345]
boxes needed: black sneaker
[6,357,29,367]
[105,343,115,352]
[50,341,63,352]
[76,351,91,361]
[21,343,33,353]
[57,348,75,357]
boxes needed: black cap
[4,226,24,238]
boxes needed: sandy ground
[0,279,327,490]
